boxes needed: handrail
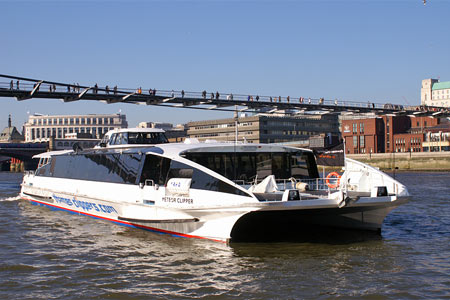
[236,177,340,191]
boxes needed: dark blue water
[0,172,449,299]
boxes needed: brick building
[342,115,440,154]
[341,117,384,154]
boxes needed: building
[138,121,187,142]
[165,124,187,143]
[0,115,24,143]
[421,79,450,107]
[308,135,341,149]
[23,113,127,142]
[341,115,440,154]
[422,122,450,152]
[342,115,385,154]
[187,113,340,144]
[138,122,174,131]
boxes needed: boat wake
[0,195,21,202]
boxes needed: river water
[0,172,448,299]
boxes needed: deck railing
[236,177,341,192]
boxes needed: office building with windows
[187,113,340,144]
[23,113,128,142]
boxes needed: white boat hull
[20,182,409,243]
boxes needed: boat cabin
[97,128,169,148]
[33,142,320,202]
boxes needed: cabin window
[167,167,193,179]
[184,151,319,181]
[291,152,317,178]
[128,132,144,144]
[237,154,258,181]
[271,153,290,180]
[118,133,128,145]
[36,157,53,176]
[100,134,109,145]
[165,160,249,197]
[128,132,169,144]
[256,153,272,179]
[140,154,171,185]
[109,134,118,145]
[39,153,143,184]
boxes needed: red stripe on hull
[21,196,225,243]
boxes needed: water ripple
[0,172,449,299]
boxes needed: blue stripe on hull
[24,197,224,243]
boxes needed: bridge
[1,74,449,118]
[0,143,47,160]
[0,142,47,170]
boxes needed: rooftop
[432,81,450,90]
[0,126,24,142]
[29,113,124,118]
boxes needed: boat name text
[162,196,193,205]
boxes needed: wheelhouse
[97,128,169,148]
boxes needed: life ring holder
[325,172,341,189]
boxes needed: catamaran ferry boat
[20,139,410,242]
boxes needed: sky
[1,0,450,129]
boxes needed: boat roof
[33,150,73,159]
[143,139,313,158]
[106,128,165,134]
[33,140,312,159]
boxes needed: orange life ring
[326,172,341,189]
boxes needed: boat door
[140,180,163,205]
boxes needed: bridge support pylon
[10,158,24,172]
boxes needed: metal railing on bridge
[1,73,449,117]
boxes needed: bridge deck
[0,142,47,161]
[1,74,448,117]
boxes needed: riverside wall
[347,152,450,171]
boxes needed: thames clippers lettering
[52,195,117,214]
